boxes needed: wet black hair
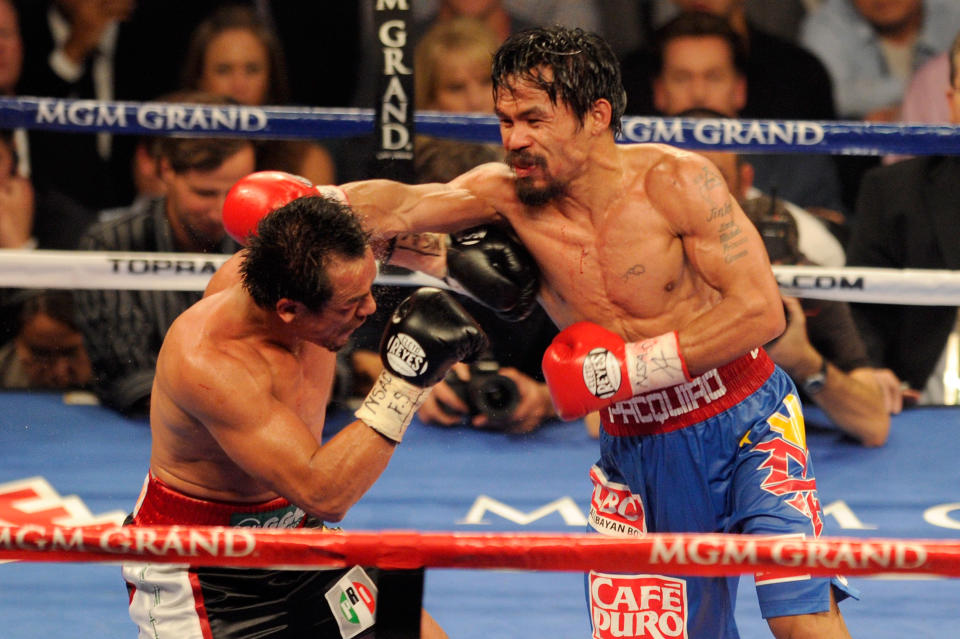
[492,25,626,136]
[240,195,370,311]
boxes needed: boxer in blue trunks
[588,350,856,638]
[224,24,856,638]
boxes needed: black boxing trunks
[122,474,381,639]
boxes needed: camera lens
[469,374,520,423]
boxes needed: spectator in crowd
[801,0,960,121]
[648,12,847,216]
[180,4,336,185]
[408,0,601,38]
[0,128,32,250]
[15,0,139,220]
[410,0,537,47]
[74,92,254,414]
[1,0,96,249]
[0,290,92,391]
[0,0,26,176]
[415,16,499,114]
[900,50,951,124]
[352,0,535,112]
[622,0,835,120]
[884,46,953,164]
[846,30,960,405]
[737,191,901,447]
[0,127,35,342]
[648,0,812,43]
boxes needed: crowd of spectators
[2,0,959,445]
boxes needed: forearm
[678,294,784,376]
[386,232,448,279]
[806,364,890,447]
[343,179,496,236]
[295,420,397,522]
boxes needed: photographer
[739,192,905,447]
[417,299,558,433]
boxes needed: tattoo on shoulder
[621,264,646,281]
[706,200,732,222]
[695,165,723,203]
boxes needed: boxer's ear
[588,98,612,135]
[276,299,304,323]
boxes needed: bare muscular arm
[646,151,785,375]
[167,343,396,522]
[341,162,507,235]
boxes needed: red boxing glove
[223,171,347,245]
[542,321,690,420]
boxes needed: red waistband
[601,349,775,437]
[131,474,306,528]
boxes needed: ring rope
[2,525,959,578]
[0,248,956,305]
[2,96,959,155]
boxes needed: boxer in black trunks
[122,195,488,638]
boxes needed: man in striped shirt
[74,131,254,414]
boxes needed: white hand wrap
[354,370,431,442]
[315,184,349,205]
[623,331,691,394]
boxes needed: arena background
[3,3,960,636]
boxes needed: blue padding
[2,96,959,155]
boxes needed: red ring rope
[2,524,959,578]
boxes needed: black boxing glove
[355,287,488,441]
[445,225,540,321]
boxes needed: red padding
[2,525,959,578]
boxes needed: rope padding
[2,525,959,578]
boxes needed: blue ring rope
[1,96,957,155]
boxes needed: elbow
[299,489,355,524]
[747,297,786,345]
[320,508,348,524]
[304,500,350,524]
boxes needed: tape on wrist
[315,184,348,205]
[624,331,691,395]
[354,370,430,442]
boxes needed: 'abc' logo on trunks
[385,333,428,377]
[589,465,646,537]
[230,505,305,529]
[583,348,622,398]
[590,572,688,639]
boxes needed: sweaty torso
[473,144,720,341]
[149,288,335,502]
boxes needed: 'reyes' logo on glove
[384,333,428,377]
[583,348,624,399]
[356,287,488,442]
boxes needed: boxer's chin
[515,178,564,207]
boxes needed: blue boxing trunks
[122,474,380,639]
[587,349,857,639]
